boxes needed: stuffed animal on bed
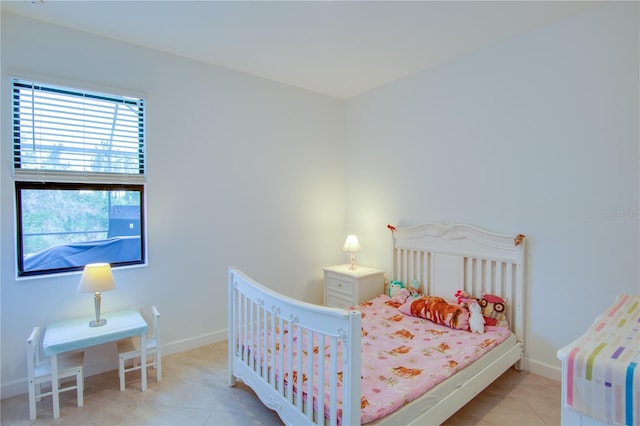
[388,281,405,298]
[454,289,470,303]
[391,288,410,303]
[403,296,469,330]
[480,293,508,328]
[468,302,485,334]
[454,289,478,309]
[408,280,422,298]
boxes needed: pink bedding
[253,294,512,424]
[355,295,511,423]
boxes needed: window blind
[12,79,145,183]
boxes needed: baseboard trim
[161,329,227,357]
[524,357,561,382]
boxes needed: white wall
[1,13,347,397]
[2,1,638,399]
[346,2,639,379]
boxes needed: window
[12,79,146,277]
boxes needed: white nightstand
[323,265,384,309]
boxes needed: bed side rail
[228,267,362,426]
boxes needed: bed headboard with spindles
[390,223,526,349]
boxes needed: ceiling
[2,0,600,99]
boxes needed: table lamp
[78,263,115,327]
[342,235,361,270]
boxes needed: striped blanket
[558,294,639,425]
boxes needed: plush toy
[391,288,410,304]
[454,289,470,304]
[408,280,421,298]
[480,293,508,328]
[388,280,405,298]
[468,302,485,334]
[454,289,478,308]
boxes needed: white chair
[27,326,84,420]
[117,306,161,391]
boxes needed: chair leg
[36,382,43,402]
[76,368,84,407]
[28,381,37,420]
[119,356,126,392]
[156,351,162,382]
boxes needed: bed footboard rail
[228,267,362,426]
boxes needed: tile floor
[1,341,561,425]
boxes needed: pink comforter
[355,295,511,423]
[256,295,512,424]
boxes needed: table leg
[51,353,60,418]
[140,333,147,391]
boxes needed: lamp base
[349,253,357,270]
[89,319,107,327]
[89,291,106,327]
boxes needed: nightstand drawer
[326,275,355,297]
[323,265,384,309]
[326,293,354,310]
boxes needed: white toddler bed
[228,222,527,425]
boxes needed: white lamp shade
[342,235,361,253]
[77,263,116,293]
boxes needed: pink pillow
[398,296,470,330]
